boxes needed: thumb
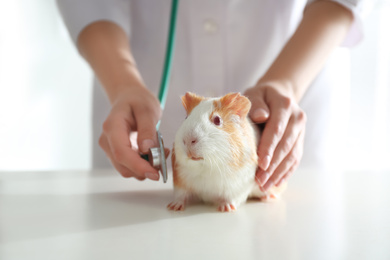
[249,98,270,124]
[135,109,161,154]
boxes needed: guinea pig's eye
[213,115,221,126]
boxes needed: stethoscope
[141,0,179,183]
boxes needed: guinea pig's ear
[181,92,204,115]
[220,93,251,119]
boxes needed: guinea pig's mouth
[190,156,203,161]
[187,151,203,161]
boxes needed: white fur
[172,98,264,209]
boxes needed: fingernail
[260,155,271,170]
[276,179,284,187]
[263,181,274,191]
[145,172,159,181]
[259,185,265,193]
[141,139,155,154]
[260,171,270,186]
[255,176,261,186]
[253,108,269,120]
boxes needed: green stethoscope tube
[156,0,179,130]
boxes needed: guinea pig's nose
[183,136,198,146]
[191,138,198,145]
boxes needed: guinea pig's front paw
[217,202,236,212]
[259,193,278,202]
[167,201,186,211]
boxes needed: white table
[1,169,389,260]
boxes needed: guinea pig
[167,92,286,212]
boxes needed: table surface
[0,169,389,260]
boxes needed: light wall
[0,1,92,170]
[348,1,390,170]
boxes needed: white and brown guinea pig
[167,92,286,212]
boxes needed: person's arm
[78,21,162,180]
[245,0,354,190]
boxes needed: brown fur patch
[171,146,180,187]
[181,92,204,116]
[172,145,190,190]
[211,93,255,170]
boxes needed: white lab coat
[57,0,364,170]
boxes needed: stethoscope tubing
[157,0,179,130]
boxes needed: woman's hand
[244,1,353,190]
[98,86,164,180]
[77,21,169,180]
[244,82,306,190]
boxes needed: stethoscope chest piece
[142,131,168,183]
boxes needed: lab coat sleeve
[56,0,131,45]
[306,0,366,47]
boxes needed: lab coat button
[203,19,218,34]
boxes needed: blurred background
[0,0,389,171]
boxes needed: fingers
[244,87,270,124]
[262,129,305,191]
[134,101,162,154]
[257,94,292,170]
[275,162,298,187]
[246,84,306,191]
[98,86,166,180]
[259,107,306,184]
[99,133,139,178]
[100,113,160,180]
[250,100,270,124]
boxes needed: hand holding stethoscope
[99,0,179,182]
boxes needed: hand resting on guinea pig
[167,92,286,212]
